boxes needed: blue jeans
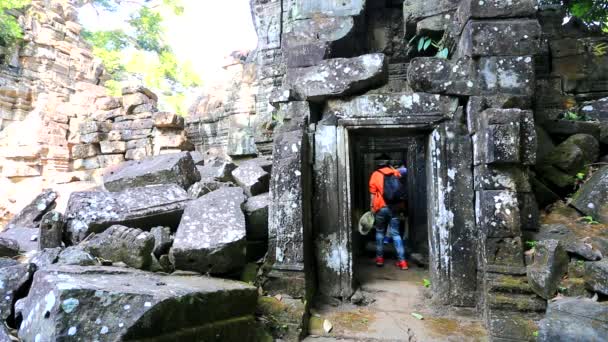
[374,206,406,262]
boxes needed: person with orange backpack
[369,159,408,270]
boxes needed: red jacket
[369,167,401,213]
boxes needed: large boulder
[65,184,190,244]
[5,189,57,230]
[585,260,608,295]
[170,187,247,274]
[571,166,608,223]
[16,266,258,341]
[231,164,270,197]
[103,152,200,192]
[526,239,569,299]
[286,53,388,102]
[538,297,608,341]
[82,225,155,269]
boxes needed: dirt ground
[305,260,488,342]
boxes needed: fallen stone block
[244,193,270,241]
[543,134,599,175]
[171,187,247,274]
[0,227,39,253]
[571,166,608,223]
[38,211,64,249]
[6,189,57,230]
[584,260,608,295]
[232,164,270,197]
[187,179,235,198]
[538,297,608,341]
[286,53,388,102]
[57,247,98,266]
[82,225,154,269]
[65,184,190,244]
[0,263,35,321]
[16,266,257,342]
[196,159,237,182]
[30,247,62,268]
[103,152,200,192]
[151,226,172,258]
[0,237,20,257]
[526,239,569,299]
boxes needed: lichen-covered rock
[57,247,98,266]
[526,239,569,299]
[538,297,608,341]
[571,166,608,223]
[0,227,39,253]
[65,184,190,244]
[286,53,388,102]
[150,226,172,258]
[244,193,270,241]
[187,179,235,198]
[103,152,200,192]
[457,0,537,23]
[170,187,247,274]
[30,247,62,268]
[38,211,64,250]
[0,237,20,257]
[458,19,542,57]
[72,144,100,159]
[0,263,35,321]
[584,260,608,295]
[543,134,599,175]
[15,266,258,342]
[5,189,57,230]
[232,164,270,197]
[196,160,237,182]
[82,225,154,270]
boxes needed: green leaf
[422,278,431,288]
[411,312,424,320]
[423,38,432,51]
[417,37,426,52]
[436,48,449,59]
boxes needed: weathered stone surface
[171,187,247,274]
[151,226,172,257]
[476,191,521,238]
[153,112,184,128]
[571,166,608,223]
[457,0,537,23]
[187,179,235,198]
[123,92,155,114]
[99,140,127,154]
[232,164,270,197]
[538,297,608,342]
[57,247,98,266]
[122,85,158,101]
[65,184,190,244]
[82,225,154,270]
[6,189,57,230]
[485,237,525,267]
[0,263,35,321]
[98,153,126,168]
[543,134,599,174]
[585,260,608,295]
[458,20,542,57]
[241,156,273,173]
[0,227,39,253]
[30,247,62,268]
[38,211,64,249]
[526,239,569,299]
[286,54,388,102]
[244,193,270,241]
[73,156,100,170]
[290,0,365,20]
[0,237,20,257]
[16,266,258,342]
[103,152,200,191]
[72,143,100,159]
[403,0,460,22]
[196,160,237,182]
[486,310,540,341]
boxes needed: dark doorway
[348,128,429,281]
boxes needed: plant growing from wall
[0,0,30,60]
[410,35,450,59]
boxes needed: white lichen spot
[68,327,77,336]
[123,304,131,311]
[100,326,109,334]
[144,302,152,307]
[587,203,595,209]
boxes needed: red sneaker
[396,260,409,270]
[375,257,384,267]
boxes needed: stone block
[98,154,126,168]
[187,179,235,199]
[485,123,522,164]
[112,119,155,131]
[584,260,608,295]
[153,112,184,129]
[82,225,155,270]
[72,143,100,159]
[457,0,537,23]
[5,189,57,230]
[544,134,599,174]
[458,19,542,57]
[95,96,121,110]
[285,53,388,102]
[0,227,39,253]
[151,226,173,257]
[290,0,365,20]
[80,132,108,144]
[0,263,35,321]
[402,0,460,22]
[123,92,155,114]
[487,310,540,341]
[57,246,98,266]
[486,292,547,312]
[65,184,190,244]
[526,239,569,299]
[572,166,608,223]
[122,85,158,101]
[485,237,525,267]
[0,238,20,257]
[15,266,258,342]
[476,190,521,238]
[38,211,64,249]
[232,164,270,197]
[73,156,100,170]
[518,193,539,232]
[170,187,247,274]
[104,152,200,191]
[244,193,270,241]
[99,140,126,154]
[538,297,608,341]
[196,160,237,182]
[79,121,112,134]
[474,164,531,191]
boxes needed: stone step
[485,273,535,295]
[486,292,547,313]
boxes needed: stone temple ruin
[1,0,608,341]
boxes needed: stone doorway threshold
[305,261,488,342]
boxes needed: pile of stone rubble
[0,151,273,341]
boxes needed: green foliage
[525,240,538,249]
[532,331,539,337]
[412,36,450,59]
[566,0,608,32]
[576,259,586,267]
[0,0,30,49]
[563,110,583,121]
[422,278,431,288]
[82,0,200,115]
[581,215,600,224]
